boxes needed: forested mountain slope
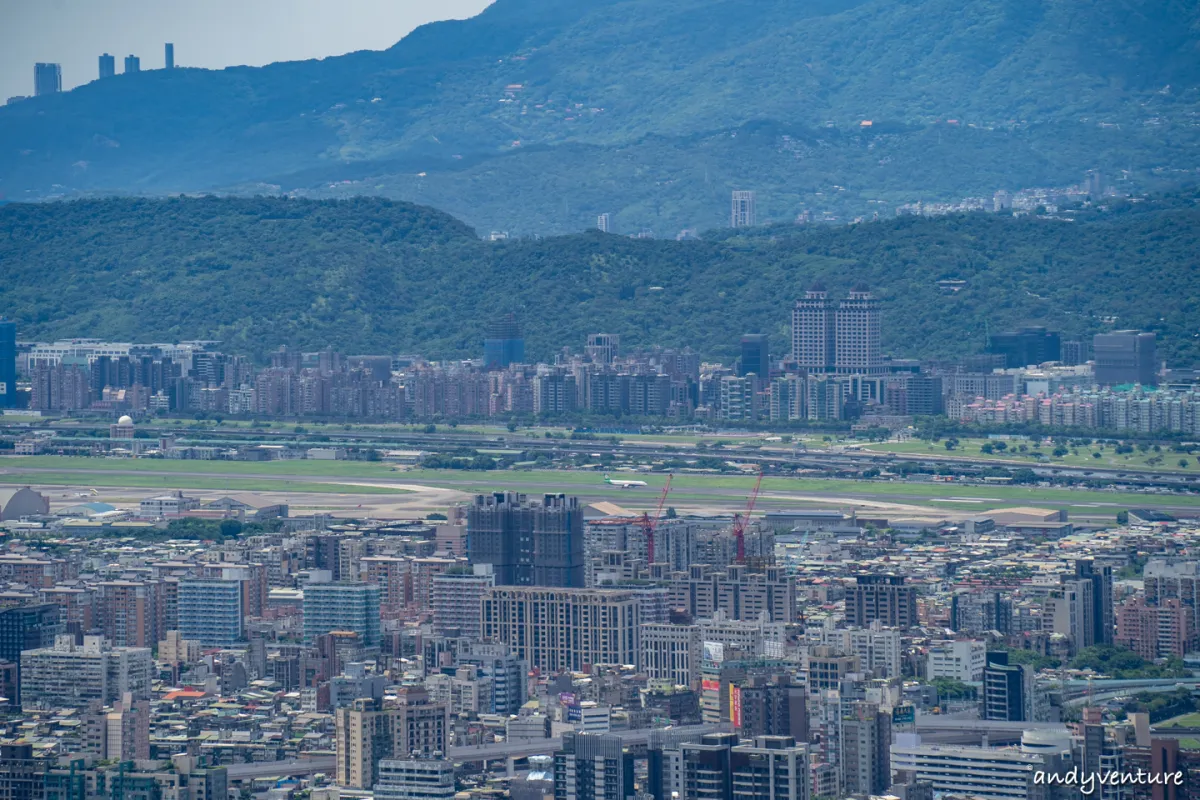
[2,194,1196,366]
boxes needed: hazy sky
[0,0,493,101]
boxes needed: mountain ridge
[0,0,1197,233]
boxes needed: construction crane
[733,467,765,563]
[642,473,673,564]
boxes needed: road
[449,723,730,762]
[218,725,729,780]
[1061,678,1195,707]
[216,720,1057,779]
[915,717,1065,733]
[224,757,335,780]
[6,419,1198,493]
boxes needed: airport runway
[3,461,1196,520]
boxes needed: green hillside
[0,0,1197,234]
[1,194,1197,366]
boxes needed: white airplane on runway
[604,473,647,489]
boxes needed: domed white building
[110,414,136,440]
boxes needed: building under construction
[466,492,585,588]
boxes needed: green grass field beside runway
[0,470,409,494]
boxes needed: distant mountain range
[2,193,1197,366]
[1,0,1198,234]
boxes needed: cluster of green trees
[1121,687,1199,724]
[1003,644,1190,679]
[917,417,1200,445]
[1071,645,1190,680]
[2,192,1198,366]
[929,677,977,702]
[420,453,506,471]
[162,517,283,542]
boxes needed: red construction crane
[642,473,673,564]
[733,467,765,563]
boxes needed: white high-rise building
[20,635,153,710]
[731,190,757,227]
[834,283,883,374]
[374,758,455,800]
[792,284,883,375]
[820,622,902,679]
[641,623,702,687]
[926,640,987,682]
[791,284,835,371]
[890,740,1048,800]
[585,333,620,364]
[178,579,243,646]
[481,588,638,673]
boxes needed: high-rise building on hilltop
[98,54,115,80]
[731,190,756,228]
[34,63,61,96]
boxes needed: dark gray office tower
[305,534,344,581]
[1093,331,1157,386]
[729,736,809,800]
[678,732,810,800]
[0,605,61,703]
[987,326,1061,368]
[1062,340,1090,366]
[483,313,524,370]
[124,55,141,74]
[843,701,892,796]
[1076,559,1114,646]
[950,590,1012,635]
[890,781,935,800]
[0,743,50,800]
[682,732,739,799]
[554,733,636,800]
[34,63,61,96]
[903,376,944,416]
[739,334,769,379]
[738,675,808,741]
[467,493,584,587]
[982,651,1030,721]
[164,43,175,69]
[847,574,918,628]
[0,320,15,408]
[98,53,115,79]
